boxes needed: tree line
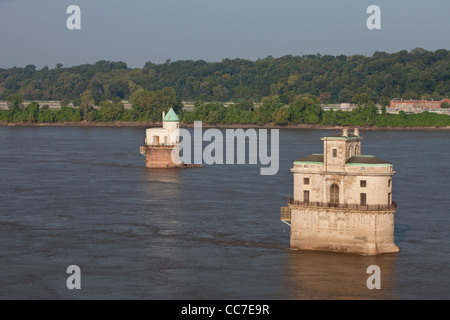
[1,90,449,128]
[1,48,450,105]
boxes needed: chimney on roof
[162,111,165,122]
[342,128,348,137]
[354,128,359,136]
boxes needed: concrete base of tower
[290,240,399,256]
[289,206,399,256]
[144,145,181,168]
[142,145,204,169]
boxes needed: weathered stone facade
[144,145,181,168]
[283,128,399,255]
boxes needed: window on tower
[330,184,339,205]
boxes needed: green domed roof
[163,107,180,122]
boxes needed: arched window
[355,144,359,156]
[330,184,339,205]
[348,145,353,157]
[153,136,159,145]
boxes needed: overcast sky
[0,0,449,68]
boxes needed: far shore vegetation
[1,48,450,127]
[1,90,449,128]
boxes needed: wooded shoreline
[1,121,449,130]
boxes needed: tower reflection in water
[285,250,399,299]
[140,168,184,234]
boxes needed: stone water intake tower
[140,107,181,168]
[281,128,399,255]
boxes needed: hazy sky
[1,0,449,68]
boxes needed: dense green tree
[274,107,290,125]
[72,97,81,107]
[99,100,125,121]
[60,98,71,107]
[236,99,254,112]
[352,93,370,106]
[129,87,181,122]
[55,106,82,122]
[24,102,39,123]
[80,93,95,121]
[6,94,23,112]
[289,94,321,124]
[358,101,379,126]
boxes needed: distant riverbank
[1,121,450,130]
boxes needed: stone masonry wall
[290,206,399,255]
[145,145,180,168]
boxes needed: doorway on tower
[360,193,367,206]
[303,190,310,203]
